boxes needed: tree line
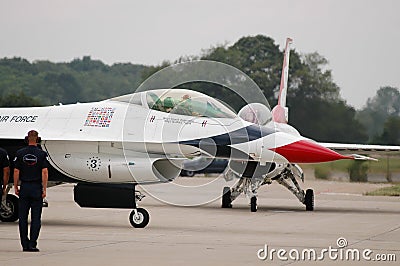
[0,56,146,105]
[0,35,399,145]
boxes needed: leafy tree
[202,35,366,143]
[140,60,171,82]
[290,98,367,142]
[290,52,340,101]
[0,56,148,105]
[0,91,42,107]
[68,56,109,72]
[348,161,368,182]
[356,86,400,141]
[373,116,400,145]
[203,35,285,103]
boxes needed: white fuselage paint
[0,91,304,184]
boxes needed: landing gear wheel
[304,189,314,211]
[221,187,232,208]
[185,170,195,177]
[0,194,19,222]
[250,196,257,212]
[129,208,150,228]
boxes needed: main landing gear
[221,163,314,212]
[0,194,19,222]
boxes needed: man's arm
[3,166,9,193]
[14,169,20,195]
[42,168,48,198]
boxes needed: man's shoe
[23,247,40,252]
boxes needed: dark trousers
[18,182,43,249]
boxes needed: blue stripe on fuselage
[179,124,275,158]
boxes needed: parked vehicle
[180,157,228,177]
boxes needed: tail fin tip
[273,38,293,124]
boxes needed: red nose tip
[271,140,352,163]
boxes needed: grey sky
[0,0,399,109]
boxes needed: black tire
[129,208,150,228]
[221,187,232,208]
[0,194,19,222]
[304,189,314,211]
[185,171,195,177]
[250,196,257,212]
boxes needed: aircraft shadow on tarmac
[1,204,397,229]
[256,205,400,214]
[144,202,399,215]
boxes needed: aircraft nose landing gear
[221,164,315,212]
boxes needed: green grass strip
[365,184,400,196]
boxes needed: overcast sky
[0,0,398,109]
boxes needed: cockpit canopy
[111,89,237,119]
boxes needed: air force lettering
[0,115,38,123]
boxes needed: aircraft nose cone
[271,140,351,163]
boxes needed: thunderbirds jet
[1,38,399,228]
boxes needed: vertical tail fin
[272,38,293,124]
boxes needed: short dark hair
[28,130,38,141]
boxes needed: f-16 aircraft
[1,38,399,228]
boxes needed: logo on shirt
[23,154,38,166]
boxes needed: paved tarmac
[0,177,399,265]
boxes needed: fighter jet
[0,38,398,228]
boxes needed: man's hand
[14,168,20,196]
[42,188,46,198]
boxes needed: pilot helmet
[163,97,175,109]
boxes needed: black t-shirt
[0,147,10,181]
[14,145,49,182]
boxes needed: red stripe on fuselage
[271,140,352,163]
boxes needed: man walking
[14,130,48,252]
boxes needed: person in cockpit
[175,94,193,116]
[163,97,175,113]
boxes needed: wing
[320,142,400,160]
